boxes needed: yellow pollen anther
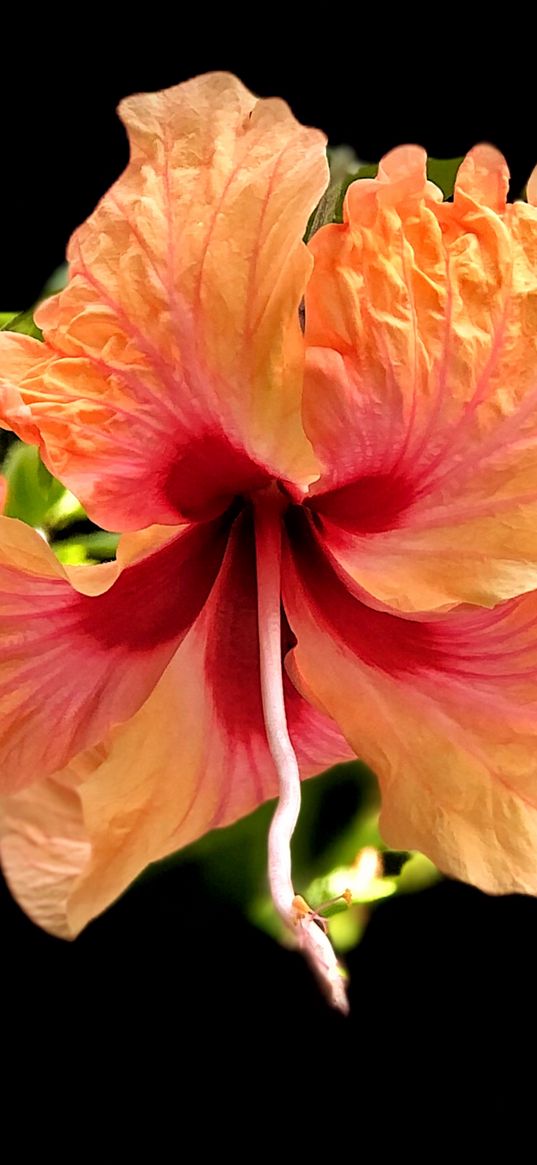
[291,889,353,930]
[291,894,312,923]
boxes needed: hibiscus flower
[1,73,537,1013]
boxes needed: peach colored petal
[527,165,537,206]
[0,509,350,938]
[0,777,90,938]
[283,510,537,895]
[0,513,228,792]
[0,74,327,531]
[455,143,509,212]
[304,143,537,611]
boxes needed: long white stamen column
[254,493,349,1014]
[255,494,300,924]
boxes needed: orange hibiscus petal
[0,514,228,792]
[527,165,537,206]
[0,509,350,938]
[304,143,537,611]
[0,74,327,531]
[283,509,537,894]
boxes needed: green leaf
[0,312,20,329]
[305,183,343,239]
[52,531,119,564]
[0,307,43,341]
[45,489,87,532]
[349,162,379,181]
[51,542,90,565]
[394,851,439,894]
[306,149,378,240]
[3,443,63,526]
[306,155,464,244]
[36,456,56,492]
[427,157,463,199]
[331,161,379,227]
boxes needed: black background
[2,31,536,1133]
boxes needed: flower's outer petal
[0,510,350,937]
[304,144,537,611]
[0,778,91,938]
[454,143,510,212]
[0,513,228,793]
[526,165,537,207]
[0,74,327,531]
[283,509,537,895]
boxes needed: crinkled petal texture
[0,510,350,937]
[305,144,537,611]
[0,514,229,792]
[0,73,328,531]
[283,510,537,894]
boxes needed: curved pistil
[254,492,349,1014]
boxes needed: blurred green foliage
[427,157,464,197]
[3,443,64,527]
[2,440,119,563]
[149,760,439,953]
[0,308,43,340]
